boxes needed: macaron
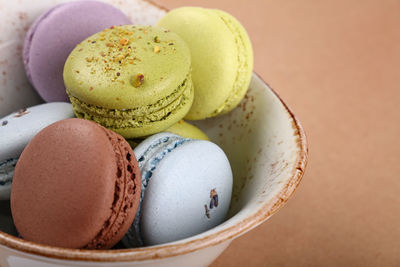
[64,25,194,138]
[158,7,254,120]
[23,1,132,102]
[123,133,232,247]
[10,118,141,249]
[0,103,74,200]
[126,120,209,149]
[165,120,209,141]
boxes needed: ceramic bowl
[0,0,308,266]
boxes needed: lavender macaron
[23,1,132,102]
[123,133,233,247]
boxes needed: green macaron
[164,120,209,140]
[125,120,208,149]
[64,25,194,138]
[158,7,253,120]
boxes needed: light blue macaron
[0,102,74,200]
[122,133,233,247]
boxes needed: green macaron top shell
[64,25,191,109]
[158,7,253,120]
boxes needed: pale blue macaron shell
[0,102,74,200]
[123,133,233,247]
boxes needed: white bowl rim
[0,71,308,262]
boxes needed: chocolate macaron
[10,118,141,249]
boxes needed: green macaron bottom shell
[68,76,194,138]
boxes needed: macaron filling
[123,134,191,247]
[67,75,193,130]
[84,128,139,249]
[212,11,252,116]
[0,158,18,186]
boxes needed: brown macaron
[10,118,141,249]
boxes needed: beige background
[156,0,400,266]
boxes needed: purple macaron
[23,1,132,102]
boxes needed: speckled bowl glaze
[0,0,308,266]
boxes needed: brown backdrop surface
[156,0,400,266]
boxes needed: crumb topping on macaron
[64,25,194,138]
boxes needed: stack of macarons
[1,0,254,249]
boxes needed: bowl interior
[0,0,307,262]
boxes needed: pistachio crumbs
[73,26,179,87]
[131,74,144,88]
